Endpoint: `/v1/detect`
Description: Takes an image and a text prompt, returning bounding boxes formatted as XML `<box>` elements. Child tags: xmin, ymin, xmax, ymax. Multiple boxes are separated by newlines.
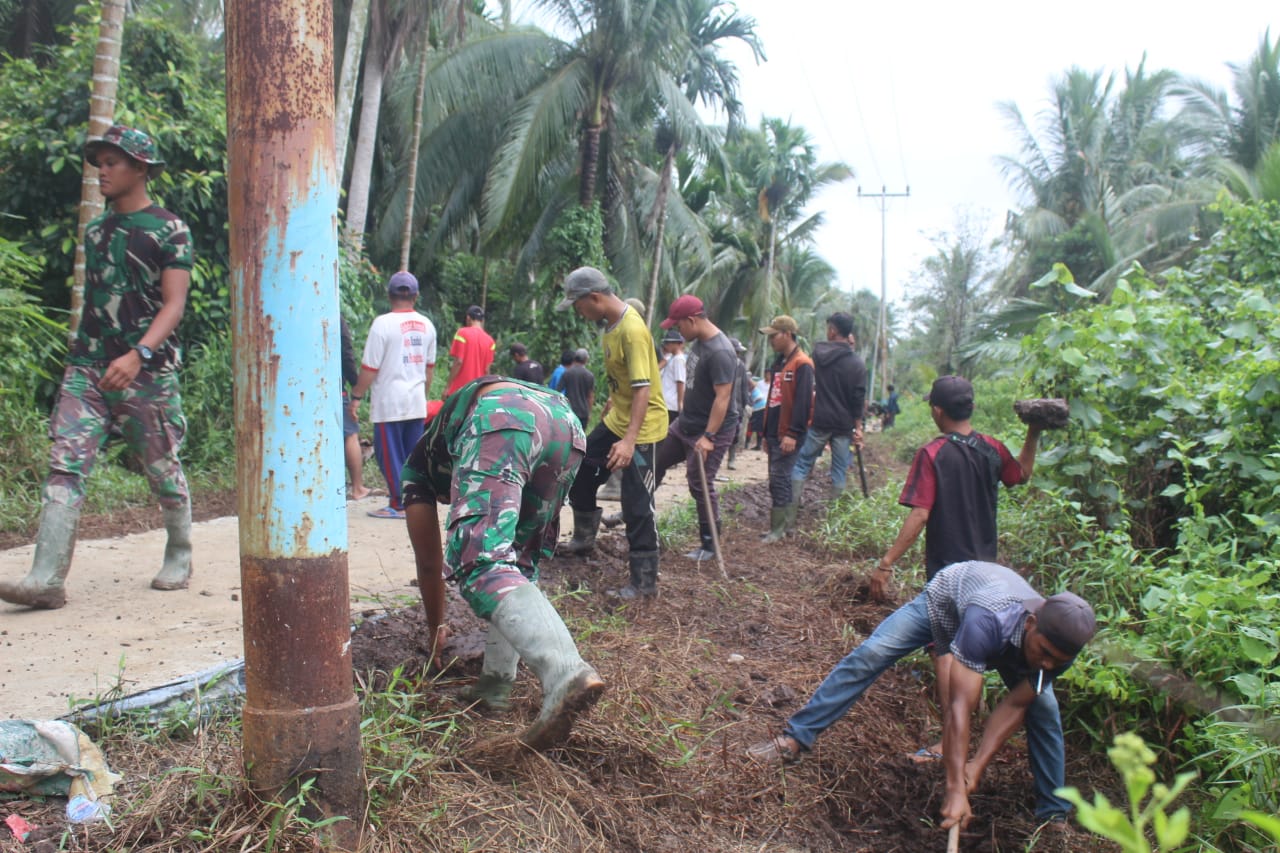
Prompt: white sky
<box><xmin>506</xmin><ymin>1</ymin><xmax>1277</xmax><ymax>314</ymax></box>
<box><xmin>723</xmin><ymin>1</ymin><xmax>1277</xmax><ymax>312</ymax></box>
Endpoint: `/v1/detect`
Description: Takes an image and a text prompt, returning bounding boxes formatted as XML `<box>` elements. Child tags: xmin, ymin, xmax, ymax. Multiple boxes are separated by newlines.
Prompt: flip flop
<box><xmin>908</xmin><ymin>747</ymin><xmax>943</xmax><ymax>763</ymax></box>
<box><xmin>367</xmin><ymin>506</ymin><xmax>405</xmax><ymax>519</ymax></box>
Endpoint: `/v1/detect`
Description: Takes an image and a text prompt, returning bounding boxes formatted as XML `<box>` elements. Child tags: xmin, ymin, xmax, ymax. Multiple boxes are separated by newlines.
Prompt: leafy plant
<box><xmin>1057</xmin><ymin>732</ymin><xmax>1196</xmax><ymax>852</ymax></box>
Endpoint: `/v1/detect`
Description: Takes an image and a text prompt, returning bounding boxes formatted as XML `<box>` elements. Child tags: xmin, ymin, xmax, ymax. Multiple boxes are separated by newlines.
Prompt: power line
<box><xmin>886</xmin><ymin>65</ymin><xmax>911</xmax><ymax>188</ymax></box>
<box><xmin>849</xmin><ymin>74</ymin><xmax>884</xmax><ymax>187</ymax></box>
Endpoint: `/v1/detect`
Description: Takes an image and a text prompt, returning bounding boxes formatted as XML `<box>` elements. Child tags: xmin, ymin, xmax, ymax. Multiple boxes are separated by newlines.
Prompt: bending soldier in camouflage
<box><xmin>0</xmin><ymin>125</ymin><xmax>194</xmax><ymax>610</ymax></box>
<box><xmin>402</xmin><ymin>376</ymin><xmax>605</xmax><ymax>749</ymax></box>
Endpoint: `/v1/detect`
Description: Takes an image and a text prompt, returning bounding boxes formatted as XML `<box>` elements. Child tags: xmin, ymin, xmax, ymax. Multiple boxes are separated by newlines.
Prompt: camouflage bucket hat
<box><xmin>85</xmin><ymin>125</ymin><xmax>166</xmax><ymax>178</ymax></box>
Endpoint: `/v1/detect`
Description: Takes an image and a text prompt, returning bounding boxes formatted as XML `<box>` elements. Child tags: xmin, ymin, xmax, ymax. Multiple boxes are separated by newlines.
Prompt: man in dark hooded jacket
<box><xmin>792</xmin><ymin>312</ymin><xmax>866</xmax><ymax>500</ymax></box>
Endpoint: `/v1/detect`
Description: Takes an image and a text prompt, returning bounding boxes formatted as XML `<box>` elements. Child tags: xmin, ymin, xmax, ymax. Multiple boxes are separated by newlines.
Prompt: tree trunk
<box><xmin>342</xmin><ymin>8</ymin><xmax>385</xmax><ymax>247</ymax></box>
<box><xmin>71</xmin><ymin>0</ymin><xmax>126</xmax><ymax>341</ymax></box>
<box><xmin>334</xmin><ymin>0</ymin><xmax>371</xmax><ymax>183</ymax></box>
<box><xmin>399</xmin><ymin>20</ymin><xmax>431</xmax><ymax>270</ymax></box>
<box><xmin>644</xmin><ymin>143</ymin><xmax>675</xmax><ymax>327</ymax></box>
<box><xmin>578</xmin><ymin>121</ymin><xmax>603</xmax><ymax>207</ymax></box>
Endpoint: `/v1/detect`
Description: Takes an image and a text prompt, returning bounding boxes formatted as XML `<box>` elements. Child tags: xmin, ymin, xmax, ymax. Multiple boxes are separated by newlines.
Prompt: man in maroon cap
<box><xmin>653</xmin><ymin>295</ymin><xmax>740</xmax><ymax>561</ymax></box>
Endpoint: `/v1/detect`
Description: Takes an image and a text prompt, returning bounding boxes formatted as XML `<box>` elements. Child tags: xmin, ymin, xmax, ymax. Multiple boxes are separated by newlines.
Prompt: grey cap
<box><xmin>556</xmin><ymin>266</ymin><xmax>613</xmax><ymax>311</ymax></box>
<box><xmin>1026</xmin><ymin>591</ymin><xmax>1097</xmax><ymax>657</ymax></box>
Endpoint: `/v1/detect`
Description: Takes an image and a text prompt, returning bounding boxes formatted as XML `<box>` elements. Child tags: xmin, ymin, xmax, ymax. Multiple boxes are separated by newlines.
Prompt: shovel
<box><xmin>694</xmin><ymin>450</ymin><xmax>729</xmax><ymax>582</ymax></box>
<box><xmin>854</xmin><ymin>443</ymin><xmax>869</xmax><ymax>498</ymax></box>
<box><xmin>947</xmin><ymin>824</ymin><xmax>960</xmax><ymax>853</ymax></box>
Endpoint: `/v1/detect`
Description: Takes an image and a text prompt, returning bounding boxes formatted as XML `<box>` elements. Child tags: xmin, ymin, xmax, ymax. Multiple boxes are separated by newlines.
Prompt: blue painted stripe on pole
<box><xmin>258</xmin><ymin>179</ymin><xmax>346</xmax><ymax>555</ymax></box>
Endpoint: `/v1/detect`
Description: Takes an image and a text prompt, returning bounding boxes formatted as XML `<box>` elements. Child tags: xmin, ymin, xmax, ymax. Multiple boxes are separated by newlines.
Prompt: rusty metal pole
<box><xmin>225</xmin><ymin>0</ymin><xmax>365</xmax><ymax>848</ymax></box>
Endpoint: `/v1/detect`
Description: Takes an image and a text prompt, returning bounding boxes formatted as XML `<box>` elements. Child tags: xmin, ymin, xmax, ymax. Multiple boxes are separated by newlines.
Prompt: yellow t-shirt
<box><xmin>601</xmin><ymin>307</ymin><xmax>669</xmax><ymax>444</ymax></box>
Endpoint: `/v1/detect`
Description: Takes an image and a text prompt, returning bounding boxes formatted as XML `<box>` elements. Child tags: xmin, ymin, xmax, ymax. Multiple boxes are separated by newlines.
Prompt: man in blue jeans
<box><xmin>791</xmin><ymin>311</ymin><xmax>865</xmax><ymax>501</ymax></box>
<box><xmin>747</xmin><ymin>561</ymin><xmax>1096</xmax><ymax>831</ymax></box>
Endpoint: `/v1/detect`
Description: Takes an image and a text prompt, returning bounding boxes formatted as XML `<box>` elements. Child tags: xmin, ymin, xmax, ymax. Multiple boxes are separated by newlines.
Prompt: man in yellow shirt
<box><xmin>557</xmin><ymin>267</ymin><xmax>668</xmax><ymax>599</ymax></box>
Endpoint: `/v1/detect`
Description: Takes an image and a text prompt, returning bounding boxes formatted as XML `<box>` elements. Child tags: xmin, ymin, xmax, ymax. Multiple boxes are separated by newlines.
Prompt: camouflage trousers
<box><xmin>444</xmin><ymin>387</ymin><xmax>585</xmax><ymax>619</ymax></box>
<box><xmin>44</xmin><ymin>365</ymin><xmax>189</xmax><ymax>509</ymax></box>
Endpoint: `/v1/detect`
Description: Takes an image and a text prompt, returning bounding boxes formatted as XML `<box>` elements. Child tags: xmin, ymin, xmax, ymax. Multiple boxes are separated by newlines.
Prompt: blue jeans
<box><xmin>791</xmin><ymin>427</ymin><xmax>852</xmax><ymax>491</ymax></box>
<box><xmin>782</xmin><ymin>591</ymin><xmax>1071</xmax><ymax>819</ymax></box>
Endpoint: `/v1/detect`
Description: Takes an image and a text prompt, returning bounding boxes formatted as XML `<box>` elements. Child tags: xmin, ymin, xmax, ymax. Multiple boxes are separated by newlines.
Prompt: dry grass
<box><xmin>2</xmin><ymin>460</ymin><xmax>1119</xmax><ymax>852</ymax></box>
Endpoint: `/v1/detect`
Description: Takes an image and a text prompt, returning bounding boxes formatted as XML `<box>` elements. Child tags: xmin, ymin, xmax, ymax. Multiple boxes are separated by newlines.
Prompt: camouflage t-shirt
<box><xmin>69</xmin><ymin>204</ymin><xmax>194</xmax><ymax>371</ymax></box>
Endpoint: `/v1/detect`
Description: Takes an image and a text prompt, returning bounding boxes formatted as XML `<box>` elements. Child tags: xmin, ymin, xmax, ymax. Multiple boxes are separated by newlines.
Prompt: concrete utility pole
<box><xmin>857</xmin><ymin>185</ymin><xmax>909</xmax><ymax>403</ymax></box>
<box><xmin>225</xmin><ymin>1</ymin><xmax>365</xmax><ymax>848</ymax></box>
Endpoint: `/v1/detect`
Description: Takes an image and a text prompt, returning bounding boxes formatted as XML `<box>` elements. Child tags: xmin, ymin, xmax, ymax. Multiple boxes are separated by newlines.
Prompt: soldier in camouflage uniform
<box><xmin>0</xmin><ymin>125</ymin><xmax>194</xmax><ymax>610</ymax></box>
<box><xmin>402</xmin><ymin>376</ymin><xmax>605</xmax><ymax>750</ymax></box>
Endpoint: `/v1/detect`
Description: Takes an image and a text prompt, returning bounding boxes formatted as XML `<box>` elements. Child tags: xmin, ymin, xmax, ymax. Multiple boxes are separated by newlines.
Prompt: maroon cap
<box><xmin>660</xmin><ymin>294</ymin><xmax>705</xmax><ymax>329</ymax></box>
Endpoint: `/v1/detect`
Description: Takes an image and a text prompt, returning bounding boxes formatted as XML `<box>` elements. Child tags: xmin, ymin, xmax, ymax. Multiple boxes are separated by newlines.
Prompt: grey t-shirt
<box><xmin>561</xmin><ymin>363</ymin><xmax>595</xmax><ymax>427</ymax></box>
<box><xmin>677</xmin><ymin>332</ymin><xmax>740</xmax><ymax>436</ymax></box>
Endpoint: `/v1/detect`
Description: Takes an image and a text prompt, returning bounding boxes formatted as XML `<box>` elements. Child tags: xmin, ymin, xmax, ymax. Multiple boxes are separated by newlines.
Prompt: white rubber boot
<box><xmin>489</xmin><ymin>584</ymin><xmax>604</xmax><ymax>749</ymax></box>
<box><xmin>463</xmin><ymin>629</ymin><xmax>521</xmax><ymax>711</ymax></box>
<box><xmin>151</xmin><ymin>501</ymin><xmax>192</xmax><ymax>591</ymax></box>
<box><xmin>0</xmin><ymin>502</ymin><xmax>80</xmax><ymax>609</ymax></box>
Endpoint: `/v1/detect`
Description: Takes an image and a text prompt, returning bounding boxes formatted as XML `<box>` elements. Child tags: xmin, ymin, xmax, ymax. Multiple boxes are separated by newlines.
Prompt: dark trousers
<box><xmin>766</xmin><ymin>434</ymin><xmax>803</xmax><ymax>508</ymax></box>
<box><xmin>569</xmin><ymin>422</ymin><xmax>658</xmax><ymax>554</ymax></box>
<box><xmin>654</xmin><ymin>419</ymin><xmax>737</xmax><ymax>542</ymax></box>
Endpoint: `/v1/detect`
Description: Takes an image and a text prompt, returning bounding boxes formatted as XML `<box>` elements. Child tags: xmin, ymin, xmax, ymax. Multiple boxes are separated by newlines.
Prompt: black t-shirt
<box><xmin>513</xmin><ymin>359</ymin><xmax>546</xmax><ymax>384</ymax></box>
<box><xmin>561</xmin><ymin>363</ymin><xmax>595</xmax><ymax>426</ymax></box>
<box><xmin>677</xmin><ymin>332</ymin><xmax>739</xmax><ymax>436</ymax></box>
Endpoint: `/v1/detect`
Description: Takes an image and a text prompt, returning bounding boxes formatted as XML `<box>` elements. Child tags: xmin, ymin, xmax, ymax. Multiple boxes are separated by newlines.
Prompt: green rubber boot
<box><xmin>0</xmin><ymin>502</ymin><xmax>80</xmax><ymax>609</ymax></box>
<box><xmin>489</xmin><ymin>584</ymin><xmax>604</xmax><ymax>750</ymax></box>
<box><xmin>152</xmin><ymin>501</ymin><xmax>193</xmax><ymax>591</ymax></box>
<box><xmin>462</xmin><ymin>629</ymin><xmax>520</xmax><ymax>712</ymax></box>
<box><xmin>783</xmin><ymin>501</ymin><xmax>800</xmax><ymax>535</ymax></box>
<box><xmin>760</xmin><ymin>506</ymin><xmax>788</xmax><ymax>543</ymax></box>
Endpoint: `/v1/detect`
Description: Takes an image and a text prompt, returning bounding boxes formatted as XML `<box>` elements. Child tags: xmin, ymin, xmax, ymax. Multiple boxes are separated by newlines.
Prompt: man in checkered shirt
<box><xmin>748</xmin><ymin>561</ymin><xmax>1097</xmax><ymax>831</ymax></box>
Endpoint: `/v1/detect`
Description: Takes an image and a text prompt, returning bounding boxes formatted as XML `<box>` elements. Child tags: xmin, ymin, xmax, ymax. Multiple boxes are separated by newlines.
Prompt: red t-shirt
<box><xmin>445</xmin><ymin>325</ymin><xmax>495</xmax><ymax>396</ymax></box>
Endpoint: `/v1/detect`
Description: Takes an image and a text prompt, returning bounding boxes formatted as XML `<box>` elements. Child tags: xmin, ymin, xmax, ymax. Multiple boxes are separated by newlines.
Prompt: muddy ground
<box><xmin>0</xmin><ymin>438</ymin><xmax>1119</xmax><ymax>851</ymax></box>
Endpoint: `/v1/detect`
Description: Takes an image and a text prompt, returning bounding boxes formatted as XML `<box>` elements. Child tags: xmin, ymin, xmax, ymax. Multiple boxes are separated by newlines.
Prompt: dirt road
<box><xmin>0</xmin><ymin>445</ymin><xmax>775</xmax><ymax>720</ymax></box>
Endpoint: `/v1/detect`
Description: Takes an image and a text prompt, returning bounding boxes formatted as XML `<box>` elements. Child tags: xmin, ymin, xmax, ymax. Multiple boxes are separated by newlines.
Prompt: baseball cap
<box><xmin>660</xmin><ymin>294</ymin><xmax>705</xmax><ymax>329</ymax></box>
<box><xmin>730</xmin><ymin>336</ymin><xmax>747</xmax><ymax>355</ymax></box>
<box><xmin>556</xmin><ymin>267</ymin><xmax>613</xmax><ymax>311</ymax></box>
<box><xmin>1026</xmin><ymin>591</ymin><xmax>1097</xmax><ymax>657</ymax></box>
<box><xmin>758</xmin><ymin>315</ymin><xmax>799</xmax><ymax>336</ymax></box>
<box><xmin>387</xmin><ymin>271</ymin><xmax>419</xmax><ymax>296</ymax></box>
<box><xmin>509</xmin><ymin>342</ymin><xmax>528</xmax><ymax>357</ymax></box>
<box><xmin>465</xmin><ymin>305</ymin><xmax>485</xmax><ymax>321</ymax></box>
<box><xmin>926</xmin><ymin>375</ymin><xmax>974</xmax><ymax>411</ymax></box>
<box><xmin>85</xmin><ymin>124</ymin><xmax>166</xmax><ymax>178</ymax></box>
<box><xmin>662</xmin><ymin>327</ymin><xmax>684</xmax><ymax>343</ymax></box>
<box><xmin>573</xmin><ymin>348</ymin><xmax>589</xmax><ymax>362</ymax></box>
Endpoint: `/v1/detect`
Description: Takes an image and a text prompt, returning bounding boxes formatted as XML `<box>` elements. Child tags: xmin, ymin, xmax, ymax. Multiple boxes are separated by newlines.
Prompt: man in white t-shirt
<box><xmin>659</xmin><ymin>328</ymin><xmax>686</xmax><ymax>423</ymax></box>
<box><xmin>349</xmin><ymin>271</ymin><xmax>437</xmax><ymax>519</ymax></box>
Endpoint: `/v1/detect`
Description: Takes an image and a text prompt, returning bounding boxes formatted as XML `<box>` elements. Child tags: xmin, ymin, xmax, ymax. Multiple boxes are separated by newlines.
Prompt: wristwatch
<box><xmin>133</xmin><ymin>343</ymin><xmax>154</xmax><ymax>360</ymax></box>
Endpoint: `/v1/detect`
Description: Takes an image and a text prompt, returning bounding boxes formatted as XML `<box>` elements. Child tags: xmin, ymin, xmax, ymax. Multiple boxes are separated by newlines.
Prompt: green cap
<box><xmin>85</xmin><ymin>125</ymin><xmax>166</xmax><ymax>178</ymax></box>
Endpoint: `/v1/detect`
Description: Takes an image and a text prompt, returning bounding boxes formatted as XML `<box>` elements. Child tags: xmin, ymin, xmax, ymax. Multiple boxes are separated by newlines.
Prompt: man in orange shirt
<box><xmin>444</xmin><ymin>305</ymin><xmax>495</xmax><ymax>397</ymax></box>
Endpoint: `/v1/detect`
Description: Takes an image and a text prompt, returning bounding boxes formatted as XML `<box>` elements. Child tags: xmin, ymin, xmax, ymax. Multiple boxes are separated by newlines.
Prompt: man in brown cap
<box><xmin>748</xmin><ymin>560</ymin><xmax>1097</xmax><ymax>832</ymax></box>
<box><xmin>757</xmin><ymin>315</ymin><xmax>814</xmax><ymax>542</ymax></box>
<box><xmin>0</xmin><ymin>125</ymin><xmax>194</xmax><ymax>608</ymax></box>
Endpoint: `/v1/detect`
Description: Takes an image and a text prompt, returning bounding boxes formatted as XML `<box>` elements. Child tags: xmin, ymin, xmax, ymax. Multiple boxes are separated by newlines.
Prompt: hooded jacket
<box><xmin>810</xmin><ymin>340</ymin><xmax>866</xmax><ymax>433</ymax></box>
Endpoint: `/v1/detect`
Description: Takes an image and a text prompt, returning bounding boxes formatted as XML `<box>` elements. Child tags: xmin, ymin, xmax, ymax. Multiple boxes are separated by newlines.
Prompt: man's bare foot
<box><xmin>349</xmin><ymin>486</ymin><xmax>372</xmax><ymax>501</ymax></box>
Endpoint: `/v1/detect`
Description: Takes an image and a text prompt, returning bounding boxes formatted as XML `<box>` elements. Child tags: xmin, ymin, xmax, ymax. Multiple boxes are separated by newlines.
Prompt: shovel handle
<box><xmin>946</xmin><ymin>823</ymin><xmax>960</xmax><ymax>853</ymax></box>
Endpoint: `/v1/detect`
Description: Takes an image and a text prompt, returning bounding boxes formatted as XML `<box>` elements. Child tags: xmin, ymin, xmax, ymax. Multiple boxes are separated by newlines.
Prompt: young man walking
<box><xmin>349</xmin><ymin>272</ymin><xmax>437</xmax><ymax>519</ymax></box>
<box><xmin>557</xmin><ymin>267</ymin><xmax>668</xmax><ymax>599</ymax></box>
<box><xmin>653</xmin><ymin>296</ymin><xmax>740</xmax><ymax>561</ymax></box>
<box><xmin>0</xmin><ymin>125</ymin><xmax>194</xmax><ymax>608</ymax></box>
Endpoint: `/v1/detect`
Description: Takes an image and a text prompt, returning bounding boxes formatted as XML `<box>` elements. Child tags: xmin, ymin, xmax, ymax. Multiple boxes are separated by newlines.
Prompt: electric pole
<box><xmin>857</xmin><ymin>185</ymin><xmax>909</xmax><ymax>404</ymax></box>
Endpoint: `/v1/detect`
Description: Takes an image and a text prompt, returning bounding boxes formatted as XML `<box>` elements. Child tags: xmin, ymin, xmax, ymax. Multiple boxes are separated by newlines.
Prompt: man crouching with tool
<box><xmin>748</xmin><ymin>561</ymin><xmax>1097</xmax><ymax>835</ymax></box>
<box><xmin>402</xmin><ymin>376</ymin><xmax>604</xmax><ymax>750</ymax></box>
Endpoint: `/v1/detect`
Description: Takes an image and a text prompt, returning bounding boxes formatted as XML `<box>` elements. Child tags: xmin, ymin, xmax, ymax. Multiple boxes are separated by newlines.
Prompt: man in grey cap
<box><xmin>556</xmin><ymin>267</ymin><xmax>668</xmax><ymax>599</ymax></box>
<box><xmin>749</xmin><ymin>560</ymin><xmax>1097</xmax><ymax>832</ymax></box>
